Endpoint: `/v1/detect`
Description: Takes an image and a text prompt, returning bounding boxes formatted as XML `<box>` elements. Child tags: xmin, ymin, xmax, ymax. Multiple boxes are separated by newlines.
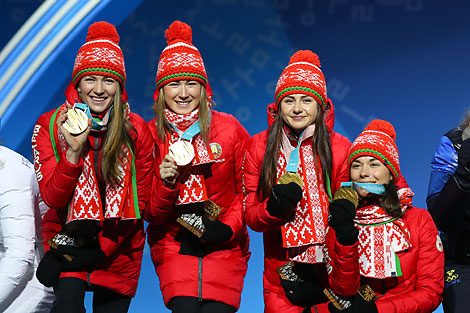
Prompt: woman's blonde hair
<box><xmin>152</xmin><ymin>84</ymin><xmax>211</xmax><ymax>143</ymax></box>
<box><xmin>96</xmin><ymin>83</ymin><xmax>135</xmax><ymax>185</ymax></box>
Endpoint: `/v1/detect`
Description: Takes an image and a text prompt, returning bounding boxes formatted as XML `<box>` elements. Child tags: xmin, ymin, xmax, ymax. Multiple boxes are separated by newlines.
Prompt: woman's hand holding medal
<box><xmin>57</xmin><ymin>103</ymin><xmax>92</xmax><ymax>165</ymax></box>
<box><xmin>160</xmin><ymin>154</ymin><xmax>179</xmax><ymax>188</ymax></box>
<box><xmin>161</xmin><ymin>140</ymin><xmax>196</xmax><ymax>188</ymax></box>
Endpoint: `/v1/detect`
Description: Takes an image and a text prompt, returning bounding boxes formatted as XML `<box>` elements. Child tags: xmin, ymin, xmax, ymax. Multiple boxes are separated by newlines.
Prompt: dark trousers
<box><xmin>51</xmin><ymin>277</ymin><xmax>132</xmax><ymax>313</ymax></box>
<box><xmin>443</xmin><ymin>259</ymin><xmax>470</xmax><ymax>313</ymax></box>
<box><xmin>168</xmin><ymin>296</ymin><xmax>235</xmax><ymax>313</ymax></box>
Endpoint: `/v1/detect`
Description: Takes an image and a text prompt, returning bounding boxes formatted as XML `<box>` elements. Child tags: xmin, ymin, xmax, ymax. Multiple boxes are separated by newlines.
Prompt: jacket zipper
<box><xmin>90</xmin><ymin>137</ymin><xmax>98</xmax><ymax>289</ymax></box>
<box><xmin>87</xmin><ymin>272</ymin><xmax>92</xmax><ymax>287</ymax></box>
<box><xmin>94</xmin><ymin>137</ymin><xmax>99</xmax><ymax>170</ymax></box>
<box><xmin>198</xmin><ymin>256</ymin><xmax>203</xmax><ymax>301</ymax></box>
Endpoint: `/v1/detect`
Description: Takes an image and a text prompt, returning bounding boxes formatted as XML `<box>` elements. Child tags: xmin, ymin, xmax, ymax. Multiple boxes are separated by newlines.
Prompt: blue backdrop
<box><xmin>2</xmin><ymin>1</ymin><xmax>469</xmax><ymax>312</ymax></box>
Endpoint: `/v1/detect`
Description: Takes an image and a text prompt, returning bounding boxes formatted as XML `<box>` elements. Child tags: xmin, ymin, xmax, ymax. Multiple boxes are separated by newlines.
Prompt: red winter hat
<box><xmin>275</xmin><ymin>50</ymin><xmax>327</xmax><ymax>111</ymax></box>
<box><xmin>153</xmin><ymin>20</ymin><xmax>212</xmax><ymax>101</ymax></box>
<box><xmin>72</xmin><ymin>21</ymin><xmax>126</xmax><ymax>88</ymax></box>
<box><xmin>347</xmin><ymin>119</ymin><xmax>400</xmax><ymax>181</ymax></box>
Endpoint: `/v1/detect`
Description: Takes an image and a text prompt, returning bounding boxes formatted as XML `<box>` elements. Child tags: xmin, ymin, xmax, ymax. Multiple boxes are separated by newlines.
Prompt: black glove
<box><xmin>328</xmin><ymin>293</ymin><xmax>378</xmax><ymax>313</ymax></box>
<box><xmin>200</xmin><ymin>216</ymin><xmax>234</xmax><ymax>243</ymax></box>
<box><xmin>36</xmin><ymin>248</ymin><xmax>67</xmax><ymax>287</ymax></box>
<box><xmin>266</xmin><ymin>182</ymin><xmax>303</xmax><ymax>218</ymax></box>
<box><xmin>57</xmin><ymin>245</ymin><xmax>105</xmax><ymax>272</ymax></box>
<box><xmin>328</xmin><ymin>188</ymin><xmax>359</xmax><ymax>246</ymax></box>
<box><xmin>455</xmin><ymin>138</ymin><xmax>470</xmax><ymax>190</ymax></box>
<box><xmin>280</xmin><ymin>279</ymin><xmax>324</xmax><ymax>308</ymax></box>
<box><xmin>176</xmin><ymin>229</ymin><xmax>207</xmax><ymax>257</ymax></box>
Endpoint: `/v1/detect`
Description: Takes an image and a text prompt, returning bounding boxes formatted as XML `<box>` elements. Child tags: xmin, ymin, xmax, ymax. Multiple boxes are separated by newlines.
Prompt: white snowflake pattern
<box><xmin>73</xmin><ymin>51</ymin><xmax>85</xmax><ymax>70</ymax></box>
<box><xmin>84</xmin><ymin>47</ymin><xmax>123</xmax><ymax>66</ymax></box>
<box><xmin>165</xmin><ymin>52</ymin><xmax>204</xmax><ymax>70</ymax></box>
<box><xmin>276</xmin><ymin>68</ymin><xmax>325</xmax><ymax>91</ymax></box>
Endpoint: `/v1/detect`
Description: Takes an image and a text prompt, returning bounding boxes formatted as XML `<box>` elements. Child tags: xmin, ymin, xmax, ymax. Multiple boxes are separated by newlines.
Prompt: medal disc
<box><xmin>63</xmin><ymin>108</ymin><xmax>89</xmax><ymax>135</ymax></box>
<box><xmin>169</xmin><ymin>140</ymin><xmax>195</xmax><ymax>166</ymax></box>
<box><xmin>277</xmin><ymin>172</ymin><xmax>304</xmax><ymax>188</ymax></box>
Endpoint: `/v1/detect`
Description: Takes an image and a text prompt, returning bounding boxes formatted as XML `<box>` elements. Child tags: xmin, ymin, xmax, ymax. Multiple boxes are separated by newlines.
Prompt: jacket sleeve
<box><xmin>132</xmin><ymin>116</ymin><xmax>154</xmax><ymax>215</ymax></box>
<box><xmin>143</xmin><ymin>137</ymin><xmax>180</xmax><ymax>225</ymax></box>
<box><xmin>426</xmin><ymin>135</ymin><xmax>465</xmax><ymax>231</ymax></box>
<box><xmin>98</xmin><ymin>115</ymin><xmax>154</xmax><ymax>257</ymax></box>
<box><xmin>375</xmin><ymin>210</ymin><xmax>444</xmax><ymax>313</ymax></box>
<box><xmin>0</xmin><ymin>156</ymin><xmax>36</xmax><ymax>303</ymax></box>
<box><xmin>217</xmin><ymin>119</ymin><xmax>250</xmax><ymax>238</ymax></box>
<box><xmin>31</xmin><ymin>113</ymin><xmax>83</xmax><ymax>210</ymax></box>
<box><xmin>243</xmin><ymin>134</ymin><xmax>282</xmax><ymax>233</ymax></box>
<box><xmin>324</xmin><ymin>227</ymin><xmax>360</xmax><ymax>297</ymax></box>
<box><xmin>330</xmin><ymin>133</ymin><xmax>351</xmax><ymax>195</ymax></box>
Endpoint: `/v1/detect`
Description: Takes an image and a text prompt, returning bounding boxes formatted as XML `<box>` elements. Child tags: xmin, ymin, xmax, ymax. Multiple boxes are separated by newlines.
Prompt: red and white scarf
<box><xmin>52</xmin><ymin>103</ymin><xmax>139</xmax><ymax>223</ymax></box>
<box><xmin>165</xmin><ymin>109</ymin><xmax>214</xmax><ymax>205</ymax></box>
<box><xmin>278</xmin><ymin>126</ymin><xmax>330</xmax><ymax>264</ymax></box>
<box><xmin>354</xmin><ymin>187</ymin><xmax>414</xmax><ymax>279</ymax></box>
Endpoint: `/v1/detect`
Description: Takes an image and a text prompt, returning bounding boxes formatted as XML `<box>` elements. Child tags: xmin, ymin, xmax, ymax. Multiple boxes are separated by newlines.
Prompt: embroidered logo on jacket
<box><xmin>210</xmin><ymin>143</ymin><xmax>222</xmax><ymax>159</ymax></box>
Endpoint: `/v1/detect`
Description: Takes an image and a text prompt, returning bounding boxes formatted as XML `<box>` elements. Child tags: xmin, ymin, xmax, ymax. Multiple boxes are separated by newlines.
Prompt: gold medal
<box><xmin>63</xmin><ymin>108</ymin><xmax>89</xmax><ymax>135</ymax></box>
<box><xmin>168</xmin><ymin>140</ymin><xmax>195</xmax><ymax>166</ymax></box>
<box><xmin>277</xmin><ymin>172</ymin><xmax>304</xmax><ymax>188</ymax></box>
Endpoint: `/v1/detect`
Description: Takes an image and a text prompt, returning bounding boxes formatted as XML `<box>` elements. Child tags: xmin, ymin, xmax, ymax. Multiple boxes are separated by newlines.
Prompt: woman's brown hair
<box><xmin>152</xmin><ymin>84</ymin><xmax>211</xmax><ymax>143</ymax></box>
<box><xmin>256</xmin><ymin>102</ymin><xmax>332</xmax><ymax>200</ymax></box>
<box><xmin>380</xmin><ymin>179</ymin><xmax>402</xmax><ymax>217</ymax></box>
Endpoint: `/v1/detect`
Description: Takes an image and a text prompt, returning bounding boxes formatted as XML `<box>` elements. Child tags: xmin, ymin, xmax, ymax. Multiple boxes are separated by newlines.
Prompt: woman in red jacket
<box><xmin>243</xmin><ymin>50</ymin><xmax>351</xmax><ymax>313</ymax></box>
<box><xmin>325</xmin><ymin>119</ymin><xmax>444</xmax><ymax>313</ymax></box>
<box><xmin>144</xmin><ymin>21</ymin><xmax>250</xmax><ymax>313</ymax></box>
<box><xmin>31</xmin><ymin>21</ymin><xmax>154</xmax><ymax>313</ymax></box>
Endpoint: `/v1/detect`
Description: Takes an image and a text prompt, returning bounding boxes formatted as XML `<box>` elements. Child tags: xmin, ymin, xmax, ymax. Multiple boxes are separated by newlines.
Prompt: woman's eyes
<box><xmin>104</xmin><ymin>79</ymin><xmax>115</xmax><ymax>85</ymax></box>
<box><xmin>282</xmin><ymin>98</ymin><xmax>313</xmax><ymax>104</ymax></box>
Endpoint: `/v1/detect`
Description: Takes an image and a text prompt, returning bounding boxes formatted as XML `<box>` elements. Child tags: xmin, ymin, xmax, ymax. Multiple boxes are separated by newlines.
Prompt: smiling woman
<box><xmin>77</xmin><ymin>75</ymin><xmax>117</xmax><ymax>114</ymax></box>
<box><xmin>243</xmin><ymin>50</ymin><xmax>351</xmax><ymax>313</ymax></box>
<box><xmin>325</xmin><ymin>120</ymin><xmax>444</xmax><ymax>313</ymax></box>
<box><xmin>31</xmin><ymin>21</ymin><xmax>154</xmax><ymax>313</ymax></box>
<box><xmin>163</xmin><ymin>80</ymin><xmax>202</xmax><ymax>115</ymax></box>
<box><xmin>350</xmin><ymin>156</ymin><xmax>393</xmax><ymax>198</ymax></box>
<box><xmin>280</xmin><ymin>94</ymin><xmax>318</xmax><ymax>136</ymax></box>
<box><xmin>144</xmin><ymin>20</ymin><xmax>250</xmax><ymax>313</ymax></box>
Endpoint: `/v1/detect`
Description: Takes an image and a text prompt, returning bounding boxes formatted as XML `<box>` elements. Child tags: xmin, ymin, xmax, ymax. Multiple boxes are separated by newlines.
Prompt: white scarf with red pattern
<box><xmin>165</xmin><ymin>109</ymin><xmax>214</xmax><ymax>205</ymax></box>
<box><xmin>278</xmin><ymin>126</ymin><xmax>330</xmax><ymax>264</ymax></box>
<box><xmin>354</xmin><ymin>187</ymin><xmax>414</xmax><ymax>278</ymax></box>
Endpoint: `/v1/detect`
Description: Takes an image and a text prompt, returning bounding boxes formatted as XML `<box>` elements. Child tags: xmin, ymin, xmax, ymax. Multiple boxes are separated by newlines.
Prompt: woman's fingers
<box><xmin>160</xmin><ymin>154</ymin><xmax>179</xmax><ymax>187</ymax></box>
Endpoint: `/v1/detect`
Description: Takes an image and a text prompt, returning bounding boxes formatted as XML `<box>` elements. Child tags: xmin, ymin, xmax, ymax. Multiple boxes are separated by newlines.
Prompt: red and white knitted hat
<box><xmin>153</xmin><ymin>20</ymin><xmax>212</xmax><ymax>101</ymax></box>
<box><xmin>348</xmin><ymin>119</ymin><xmax>400</xmax><ymax>181</ymax></box>
<box><xmin>275</xmin><ymin>50</ymin><xmax>327</xmax><ymax>111</ymax></box>
<box><xmin>72</xmin><ymin>21</ymin><xmax>126</xmax><ymax>88</ymax></box>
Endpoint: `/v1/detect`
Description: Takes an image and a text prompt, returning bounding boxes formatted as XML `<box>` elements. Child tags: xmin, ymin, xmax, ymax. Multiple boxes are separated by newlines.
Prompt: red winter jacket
<box><xmin>325</xmin><ymin>206</ymin><xmax>444</xmax><ymax>313</ymax></box>
<box><xmin>145</xmin><ymin>110</ymin><xmax>251</xmax><ymax>310</ymax></box>
<box><xmin>243</xmin><ymin>99</ymin><xmax>351</xmax><ymax>313</ymax></box>
<box><xmin>31</xmin><ymin>108</ymin><xmax>154</xmax><ymax>297</ymax></box>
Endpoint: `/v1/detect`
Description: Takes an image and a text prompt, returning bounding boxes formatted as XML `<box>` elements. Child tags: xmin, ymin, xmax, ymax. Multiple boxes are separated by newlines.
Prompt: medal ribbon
<box><xmin>75</xmin><ymin>102</ymin><xmax>112</xmax><ymax>131</ymax></box>
<box><xmin>285</xmin><ymin>129</ymin><xmax>306</xmax><ymax>173</ymax></box>
<box><xmin>169</xmin><ymin>119</ymin><xmax>201</xmax><ymax>142</ymax></box>
<box><xmin>340</xmin><ymin>181</ymin><xmax>386</xmax><ymax>195</ymax></box>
